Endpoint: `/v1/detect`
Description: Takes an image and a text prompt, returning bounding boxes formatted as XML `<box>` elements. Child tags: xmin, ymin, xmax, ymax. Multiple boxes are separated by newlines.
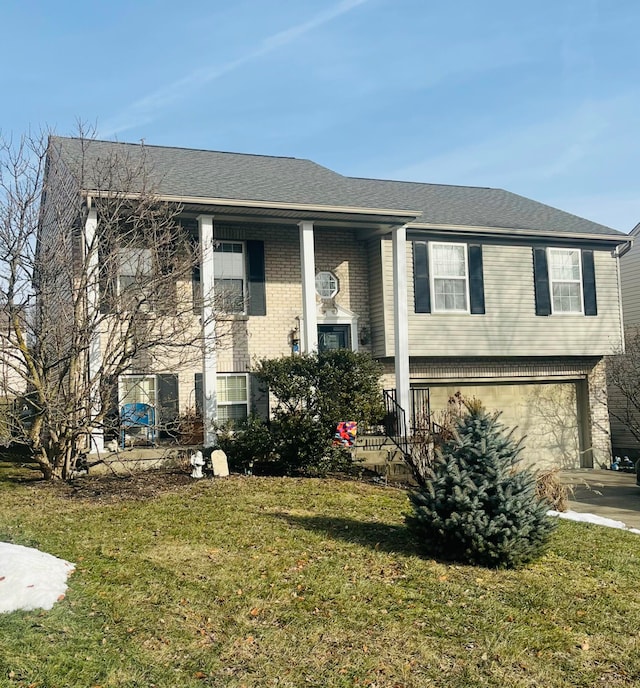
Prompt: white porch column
<box><xmin>392</xmin><ymin>224</ymin><xmax>410</xmax><ymax>425</ymax></box>
<box><xmin>85</xmin><ymin>207</ymin><xmax>104</xmax><ymax>453</ymax></box>
<box><xmin>198</xmin><ymin>214</ymin><xmax>218</xmax><ymax>447</ymax></box>
<box><xmin>299</xmin><ymin>221</ymin><xmax>318</xmax><ymax>353</ymax></box>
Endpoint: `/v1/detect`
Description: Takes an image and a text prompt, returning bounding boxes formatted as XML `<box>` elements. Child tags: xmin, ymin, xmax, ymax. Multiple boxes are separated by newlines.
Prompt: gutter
<box><xmin>408</xmin><ymin>222</ymin><xmax>629</xmax><ymax>244</ymax></box>
<box><xmin>81</xmin><ymin>189</ymin><xmax>421</xmax><ymax>221</ymax></box>
<box><xmin>613</xmin><ymin>238</ymin><xmax>634</xmax><ymax>259</ymax></box>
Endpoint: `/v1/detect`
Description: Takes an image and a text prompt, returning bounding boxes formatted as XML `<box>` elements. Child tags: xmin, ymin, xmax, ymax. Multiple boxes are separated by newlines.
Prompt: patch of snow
<box><xmin>0</xmin><ymin>542</ymin><xmax>75</xmax><ymax>614</ymax></box>
<box><xmin>547</xmin><ymin>510</ymin><xmax>640</xmax><ymax>535</ymax></box>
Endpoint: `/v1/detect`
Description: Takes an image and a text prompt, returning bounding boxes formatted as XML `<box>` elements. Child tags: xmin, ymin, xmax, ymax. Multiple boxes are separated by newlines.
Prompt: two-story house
<box><xmin>43</xmin><ymin>136</ymin><xmax>629</xmax><ymax>470</ymax></box>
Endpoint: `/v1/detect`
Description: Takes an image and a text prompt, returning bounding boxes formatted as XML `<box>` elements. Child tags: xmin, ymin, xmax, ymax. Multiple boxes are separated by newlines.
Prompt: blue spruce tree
<box><xmin>407</xmin><ymin>402</ymin><xmax>556</xmax><ymax>568</ymax></box>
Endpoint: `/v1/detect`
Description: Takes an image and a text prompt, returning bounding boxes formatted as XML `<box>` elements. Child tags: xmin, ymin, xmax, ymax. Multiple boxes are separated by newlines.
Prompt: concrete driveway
<box><xmin>561</xmin><ymin>469</ymin><xmax>640</xmax><ymax>529</ymax></box>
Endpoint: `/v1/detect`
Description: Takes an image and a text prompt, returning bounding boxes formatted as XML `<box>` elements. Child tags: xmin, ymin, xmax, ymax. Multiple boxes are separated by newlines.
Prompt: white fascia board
<box><xmin>408</xmin><ymin>222</ymin><xmax>629</xmax><ymax>244</ymax></box>
<box><xmin>82</xmin><ymin>189</ymin><xmax>421</xmax><ymax>221</ymax></box>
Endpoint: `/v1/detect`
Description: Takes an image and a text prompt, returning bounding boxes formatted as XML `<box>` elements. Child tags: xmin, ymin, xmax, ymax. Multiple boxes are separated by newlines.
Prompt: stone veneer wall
<box><xmin>586</xmin><ymin>357</ymin><xmax>612</xmax><ymax>467</ymax></box>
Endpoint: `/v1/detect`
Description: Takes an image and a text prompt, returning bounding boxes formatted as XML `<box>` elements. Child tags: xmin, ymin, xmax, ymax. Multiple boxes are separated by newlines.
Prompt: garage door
<box><xmin>425</xmin><ymin>381</ymin><xmax>583</xmax><ymax>470</ymax></box>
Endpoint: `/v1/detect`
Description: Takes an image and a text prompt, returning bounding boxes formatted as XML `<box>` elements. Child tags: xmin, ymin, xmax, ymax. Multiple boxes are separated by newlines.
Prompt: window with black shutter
<box><xmin>412</xmin><ymin>240</ymin><xmax>485</xmax><ymax>315</ymax></box>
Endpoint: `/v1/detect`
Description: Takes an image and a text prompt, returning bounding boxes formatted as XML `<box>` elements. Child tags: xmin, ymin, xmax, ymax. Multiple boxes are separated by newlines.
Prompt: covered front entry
<box><xmin>318</xmin><ymin>324</ymin><xmax>351</xmax><ymax>352</ymax></box>
<box><xmin>425</xmin><ymin>381</ymin><xmax>589</xmax><ymax>469</ymax></box>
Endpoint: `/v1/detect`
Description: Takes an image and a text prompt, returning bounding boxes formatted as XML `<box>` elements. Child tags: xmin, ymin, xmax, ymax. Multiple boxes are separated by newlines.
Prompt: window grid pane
<box><xmin>552</xmin><ymin>283</ymin><xmax>581</xmax><ymax>312</ymax></box>
<box><xmin>434</xmin><ymin>278</ymin><xmax>467</xmax><ymax>311</ymax></box>
<box><xmin>217</xmin><ymin>375</ymin><xmax>248</xmax><ymax>404</ymax></box>
<box><xmin>214</xmin><ymin>278</ymin><xmax>244</xmax><ymax>313</ymax></box>
<box><xmin>217</xmin><ymin>374</ymin><xmax>249</xmax><ymax>423</ymax></box>
<box><xmin>119</xmin><ymin>248</ymin><xmax>153</xmax><ymax>277</ymax></box>
<box><xmin>432</xmin><ymin>244</ymin><xmax>466</xmax><ymax>278</ymax></box>
<box><xmin>217</xmin><ymin>404</ymin><xmax>248</xmax><ymax>422</ymax></box>
<box><xmin>121</xmin><ymin>376</ymin><xmax>156</xmax><ymax>406</ymax></box>
<box><xmin>315</xmin><ymin>271</ymin><xmax>338</xmax><ymax>298</ymax></box>
<box><xmin>550</xmin><ymin>250</ymin><xmax>580</xmax><ymax>281</ymax></box>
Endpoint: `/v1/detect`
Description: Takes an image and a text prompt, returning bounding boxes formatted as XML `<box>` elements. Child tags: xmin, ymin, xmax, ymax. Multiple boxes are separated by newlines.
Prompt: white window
<box><xmin>315</xmin><ymin>271</ymin><xmax>339</xmax><ymax>298</ymax></box>
<box><xmin>217</xmin><ymin>373</ymin><xmax>249</xmax><ymax>422</ymax></box>
<box><xmin>214</xmin><ymin>241</ymin><xmax>245</xmax><ymax>313</ymax></box>
<box><xmin>548</xmin><ymin>248</ymin><xmax>583</xmax><ymax>314</ymax></box>
<box><xmin>119</xmin><ymin>375</ymin><xmax>157</xmax><ymax>444</ymax></box>
<box><xmin>430</xmin><ymin>242</ymin><xmax>469</xmax><ymax>312</ymax></box>
<box><xmin>120</xmin><ymin>375</ymin><xmax>156</xmax><ymax>407</ymax></box>
<box><xmin>118</xmin><ymin>248</ymin><xmax>155</xmax><ymax>311</ymax></box>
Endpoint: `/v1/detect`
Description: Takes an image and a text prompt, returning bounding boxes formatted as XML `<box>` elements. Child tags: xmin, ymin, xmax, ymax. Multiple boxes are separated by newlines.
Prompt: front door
<box><xmin>318</xmin><ymin>324</ymin><xmax>351</xmax><ymax>352</ymax></box>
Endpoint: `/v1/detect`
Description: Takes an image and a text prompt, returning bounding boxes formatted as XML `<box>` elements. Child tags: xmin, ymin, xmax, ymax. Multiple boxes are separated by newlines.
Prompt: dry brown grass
<box><xmin>536</xmin><ymin>467</ymin><xmax>570</xmax><ymax>511</ymax></box>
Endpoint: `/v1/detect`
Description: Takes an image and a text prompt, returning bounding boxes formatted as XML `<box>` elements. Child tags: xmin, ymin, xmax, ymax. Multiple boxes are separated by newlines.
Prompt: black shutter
<box><xmin>103</xmin><ymin>375</ymin><xmax>120</xmax><ymax>439</ymax></box>
<box><xmin>412</xmin><ymin>241</ymin><xmax>431</xmax><ymax>313</ymax></box>
<box><xmin>250</xmin><ymin>374</ymin><xmax>269</xmax><ymax>420</ymax></box>
<box><xmin>581</xmin><ymin>250</ymin><xmax>598</xmax><ymax>316</ymax></box>
<box><xmin>246</xmin><ymin>240</ymin><xmax>266</xmax><ymax>316</ymax></box>
<box><xmin>533</xmin><ymin>248</ymin><xmax>551</xmax><ymax>316</ymax></box>
<box><xmin>157</xmin><ymin>374</ymin><xmax>179</xmax><ymax>436</ymax></box>
<box><xmin>99</xmin><ymin>236</ymin><xmax>117</xmax><ymax>314</ymax></box>
<box><xmin>192</xmin><ymin>262</ymin><xmax>201</xmax><ymax>314</ymax></box>
<box><xmin>189</xmin><ymin>230</ymin><xmax>201</xmax><ymax>314</ymax></box>
<box><xmin>194</xmin><ymin>373</ymin><xmax>204</xmax><ymax>416</ymax></box>
<box><xmin>468</xmin><ymin>245</ymin><xmax>485</xmax><ymax>315</ymax></box>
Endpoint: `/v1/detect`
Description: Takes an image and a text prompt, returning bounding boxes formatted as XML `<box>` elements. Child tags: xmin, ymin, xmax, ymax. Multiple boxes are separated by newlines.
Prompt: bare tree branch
<box><xmin>607</xmin><ymin>327</ymin><xmax>640</xmax><ymax>446</ymax></box>
<box><xmin>0</xmin><ymin>129</ymin><xmax>225</xmax><ymax>479</ymax></box>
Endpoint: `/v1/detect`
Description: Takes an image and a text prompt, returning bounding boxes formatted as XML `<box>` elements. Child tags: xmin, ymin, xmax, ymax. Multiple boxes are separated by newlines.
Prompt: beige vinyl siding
<box><xmin>620</xmin><ymin>238</ymin><xmax>640</xmax><ymax>326</ymax></box>
<box><xmin>378</xmin><ymin>238</ymin><xmax>396</xmax><ymax>356</ymax></box>
<box><xmin>608</xmin><ymin>370</ymin><xmax>639</xmax><ymax>454</ymax></box>
<box><xmin>367</xmin><ymin>238</ymin><xmax>386</xmax><ymax>356</ymax></box>
<box><xmin>380</xmin><ymin>241</ymin><xmax>623</xmax><ymax>357</ymax></box>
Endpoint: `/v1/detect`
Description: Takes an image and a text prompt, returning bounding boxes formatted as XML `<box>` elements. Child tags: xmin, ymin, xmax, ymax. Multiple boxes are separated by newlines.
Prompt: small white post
<box><xmin>198</xmin><ymin>214</ymin><xmax>218</xmax><ymax>448</ymax></box>
<box><xmin>299</xmin><ymin>221</ymin><xmax>318</xmax><ymax>353</ymax></box>
<box><xmin>392</xmin><ymin>224</ymin><xmax>410</xmax><ymax>426</ymax></box>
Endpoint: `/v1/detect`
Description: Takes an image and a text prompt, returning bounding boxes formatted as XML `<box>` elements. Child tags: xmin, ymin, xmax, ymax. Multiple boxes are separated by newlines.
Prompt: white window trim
<box><xmin>297</xmin><ymin>304</ymin><xmax>359</xmax><ymax>353</ymax></box>
<box><xmin>119</xmin><ymin>374</ymin><xmax>157</xmax><ymax>407</ymax></box>
<box><xmin>429</xmin><ymin>241</ymin><xmax>470</xmax><ymax>314</ymax></box>
<box><xmin>315</xmin><ymin>270</ymin><xmax>339</xmax><ymax>299</ymax></box>
<box><xmin>214</xmin><ymin>240</ymin><xmax>247</xmax><ymax>315</ymax></box>
<box><xmin>217</xmin><ymin>372</ymin><xmax>250</xmax><ymax>420</ymax></box>
<box><xmin>548</xmin><ymin>247</ymin><xmax>584</xmax><ymax>315</ymax></box>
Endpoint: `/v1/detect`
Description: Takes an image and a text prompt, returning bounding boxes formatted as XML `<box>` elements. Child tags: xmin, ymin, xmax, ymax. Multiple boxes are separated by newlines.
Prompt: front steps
<box><xmin>353</xmin><ymin>435</ymin><xmax>415</xmax><ymax>484</ymax></box>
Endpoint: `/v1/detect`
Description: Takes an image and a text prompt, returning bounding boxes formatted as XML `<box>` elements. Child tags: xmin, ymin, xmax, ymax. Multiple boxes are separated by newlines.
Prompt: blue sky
<box><xmin>2</xmin><ymin>0</ymin><xmax>639</xmax><ymax>231</ymax></box>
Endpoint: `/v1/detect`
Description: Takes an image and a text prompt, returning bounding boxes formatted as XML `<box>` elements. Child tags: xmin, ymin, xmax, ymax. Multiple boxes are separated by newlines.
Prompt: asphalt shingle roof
<box><xmin>51</xmin><ymin>136</ymin><xmax>624</xmax><ymax>238</ymax></box>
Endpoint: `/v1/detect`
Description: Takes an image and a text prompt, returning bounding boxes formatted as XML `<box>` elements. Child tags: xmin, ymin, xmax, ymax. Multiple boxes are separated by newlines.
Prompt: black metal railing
<box><xmin>410</xmin><ymin>387</ymin><xmax>430</xmax><ymax>433</ymax></box>
<box><xmin>382</xmin><ymin>389</ymin><xmax>411</xmax><ymax>459</ymax></box>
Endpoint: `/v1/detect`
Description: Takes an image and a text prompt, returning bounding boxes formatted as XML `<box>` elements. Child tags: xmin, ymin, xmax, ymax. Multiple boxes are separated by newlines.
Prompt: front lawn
<box><xmin>1</xmin><ymin>470</ymin><xmax>639</xmax><ymax>687</ymax></box>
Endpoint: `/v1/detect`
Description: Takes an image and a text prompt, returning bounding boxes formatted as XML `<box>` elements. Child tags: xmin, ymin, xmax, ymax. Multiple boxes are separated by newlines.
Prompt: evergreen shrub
<box><xmin>221</xmin><ymin>350</ymin><xmax>384</xmax><ymax>476</ymax></box>
<box><xmin>406</xmin><ymin>403</ymin><xmax>557</xmax><ymax>568</ymax></box>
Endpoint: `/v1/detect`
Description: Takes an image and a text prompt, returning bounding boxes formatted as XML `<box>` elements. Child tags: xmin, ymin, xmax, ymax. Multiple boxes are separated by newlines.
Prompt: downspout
<box><xmin>613</xmin><ymin>239</ymin><xmax>633</xmax><ymax>355</ymax></box>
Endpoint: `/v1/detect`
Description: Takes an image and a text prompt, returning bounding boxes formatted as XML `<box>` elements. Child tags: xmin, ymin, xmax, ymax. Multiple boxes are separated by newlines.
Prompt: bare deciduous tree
<box><xmin>607</xmin><ymin>328</ymin><xmax>640</xmax><ymax>447</ymax></box>
<box><xmin>0</xmin><ymin>129</ymin><xmax>218</xmax><ymax>480</ymax></box>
